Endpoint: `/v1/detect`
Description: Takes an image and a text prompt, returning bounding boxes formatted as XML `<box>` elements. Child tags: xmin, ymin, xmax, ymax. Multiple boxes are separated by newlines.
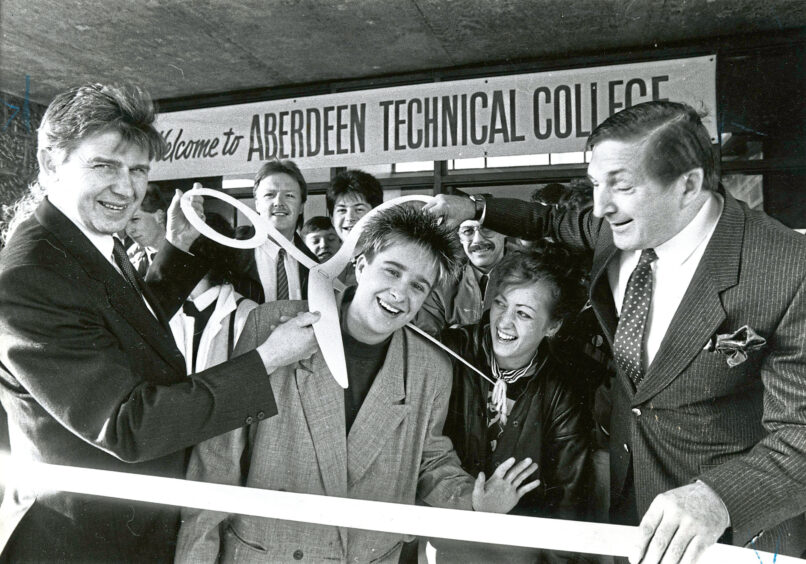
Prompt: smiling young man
<box><xmin>301</xmin><ymin>215</ymin><xmax>342</xmax><ymax>262</ymax></box>
<box><xmin>0</xmin><ymin>84</ymin><xmax>322</xmax><ymax>562</ymax></box>
<box><xmin>424</xmin><ymin>101</ymin><xmax>806</xmax><ymax>563</ymax></box>
<box><xmin>414</xmin><ymin>215</ymin><xmax>507</xmax><ymax>336</ymax></box>
<box><xmin>176</xmin><ymin>204</ymin><xmax>540</xmax><ymax>564</ymax></box>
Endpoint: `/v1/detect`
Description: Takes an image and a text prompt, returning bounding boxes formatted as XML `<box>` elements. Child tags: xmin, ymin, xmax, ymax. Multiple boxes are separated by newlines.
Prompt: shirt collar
<box><xmin>48</xmin><ymin>196</ymin><xmax>115</xmax><ymax>264</ymax></box>
<box><xmin>190</xmin><ymin>284</ymin><xmax>222</xmax><ymax>311</ymax></box>
<box><xmin>654</xmin><ymin>192</ymin><xmax>723</xmax><ymax>266</ymax></box>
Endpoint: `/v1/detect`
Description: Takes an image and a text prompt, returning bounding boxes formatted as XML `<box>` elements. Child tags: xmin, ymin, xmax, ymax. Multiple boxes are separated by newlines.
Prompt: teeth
<box><xmin>378</xmin><ymin>298</ymin><xmax>402</xmax><ymax>315</ymax></box>
<box><xmin>99</xmin><ymin>202</ymin><xmax>126</xmax><ymax>211</ymax></box>
<box><xmin>497</xmin><ymin>328</ymin><xmax>516</xmax><ymax>341</ymax></box>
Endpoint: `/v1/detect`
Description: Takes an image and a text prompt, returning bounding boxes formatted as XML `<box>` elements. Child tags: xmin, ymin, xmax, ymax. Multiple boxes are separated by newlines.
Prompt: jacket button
<box><xmin>245</xmin><ymin>416</ymin><xmax>254</xmax><ymax>425</ymax></box>
<box><xmin>293</xmin><ymin>549</ymin><xmax>304</xmax><ymax>560</ymax></box>
<box><xmin>623</xmin><ymin>443</ymin><xmax>630</xmax><ymax>453</ymax></box>
<box><xmin>512</xmin><ymin>421</ymin><xmax>519</xmax><ymax>427</ymax></box>
<box><xmin>631</xmin><ymin>408</ymin><xmax>642</xmax><ymax>417</ymax></box>
<box><xmin>257</xmin><ymin>411</ymin><xmax>266</xmax><ymax>420</ymax></box>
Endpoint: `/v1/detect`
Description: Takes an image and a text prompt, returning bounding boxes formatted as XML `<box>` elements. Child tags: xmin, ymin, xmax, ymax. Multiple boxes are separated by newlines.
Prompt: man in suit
<box><xmin>0</xmin><ymin>83</ymin><xmax>320</xmax><ymax>562</ymax></box>
<box><xmin>176</xmin><ymin>205</ymin><xmax>539</xmax><ymax>563</ymax></box>
<box><xmin>425</xmin><ymin>101</ymin><xmax>806</xmax><ymax>563</ymax></box>
<box><xmin>231</xmin><ymin>159</ymin><xmax>319</xmax><ymax>303</ymax></box>
<box><xmin>125</xmin><ymin>182</ymin><xmax>169</xmax><ymax>276</ymax></box>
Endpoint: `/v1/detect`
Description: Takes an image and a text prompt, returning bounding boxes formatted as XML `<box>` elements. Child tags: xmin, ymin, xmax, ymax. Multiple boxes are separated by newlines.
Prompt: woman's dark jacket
<box><xmin>441</xmin><ymin>317</ymin><xmax>592</xmax><ymax>520</ymax></box>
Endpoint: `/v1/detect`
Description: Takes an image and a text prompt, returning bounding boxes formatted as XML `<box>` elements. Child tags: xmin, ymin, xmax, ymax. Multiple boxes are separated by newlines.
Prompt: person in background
<box><xmin>301</xmin><ymin>215</ymin><xmax>342</xmax><ymax>262</ymax></box>
<box><xmin>0</xmin><ymin>83</ymin><xmax>319</xmax><ymax>562</ymax></box>
<box><xmin>424</xmin><ymin>100</ymin><xmax>806</xmax><ymax>563</ymax></box>
<box><xmin>414</xmin><ymin>204</ymin><xmax>507</xmax><ymax>336</ymax></box>
<box><xmin>170</xmin><ymin>213</ymin><xmax>258</xmax><ymax>376</ymax></box>
<box><xmin>327</xmin><ymin>169</ymin><xmax>384</xmax><ymax>286</ymax></box>
<box><xmin>125</xmin><ymin>181</ymin><xmax>169</xmax><ymax>276</ymax></box>
<box><xmin>432</xmin><ymin>242</ymin><xmax>592</xmax><ymax>563</ymax></box>
<box><xmin>176</xmin><ymin>204</ymin><xmax>540</xmax><ymax>564</ymax></box>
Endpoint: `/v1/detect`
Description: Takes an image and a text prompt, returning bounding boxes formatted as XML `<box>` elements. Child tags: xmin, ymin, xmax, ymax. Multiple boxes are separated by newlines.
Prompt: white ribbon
<box><xmin>1</xmin><ymin>459</ymin><xmax>798</xmax><ymax>563</ymax></box>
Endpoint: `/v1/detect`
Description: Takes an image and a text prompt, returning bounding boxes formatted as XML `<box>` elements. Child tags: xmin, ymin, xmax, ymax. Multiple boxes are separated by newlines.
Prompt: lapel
<box><xmin>294</xmin><ymin>352</ymin><xmax>349</xmax><ymax>498</ymax></box>
<box><xmin>635</xmin><ymin>192</ymin><xmax>744</xmax><ymax>404</ymax></box>
<box><xmin>346</xmin><ymin>329</ymin><xmax>409</xmax><ymax>487</ymax></box>
<box><xmin>36</xmin><ymin>199</ymin><xmax>186</xmax><ymax>376</ymax></box>
<box><xmin>294</xmin><ymin>351</ymin><xmax>350</xmax><ymax>553</ymax></box>
<box><xmin>589</xmin><ymin>225</ymin><xmax>619</xmax><ymax>345</ymax></box>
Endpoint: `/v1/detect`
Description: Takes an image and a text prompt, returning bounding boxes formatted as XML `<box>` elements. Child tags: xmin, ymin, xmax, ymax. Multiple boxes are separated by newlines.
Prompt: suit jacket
<box><xmin>0</xmin><ymin>199</ymin><xmax>278</xmax><ymax>563</ymax></box>
<box><xmin>230</xmin><ymin>225</ymin><xmax>319</xmax><ymax>303</ymax></box>
<box><xmin>176</xmin><ymin>300</ymin><xmax>475</xmax><ymax>564</ymax></box>
<box><xmin>483</xmin><ymin>191</ymin><xmax>806</xmax><ymax>556</ymax></box>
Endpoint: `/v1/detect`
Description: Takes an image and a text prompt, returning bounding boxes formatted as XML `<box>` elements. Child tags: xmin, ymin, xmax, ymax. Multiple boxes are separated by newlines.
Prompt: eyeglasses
<box><xmin>458</xmin><ymin>225</ymin><xmax>496</xmax><ymax>241</ymax></box>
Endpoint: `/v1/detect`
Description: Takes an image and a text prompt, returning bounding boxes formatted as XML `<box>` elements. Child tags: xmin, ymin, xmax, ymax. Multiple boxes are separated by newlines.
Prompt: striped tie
<box><xmin>276</xmin><ymin>248</ymin><xmax>289</xmax><ymax>300</ymax></box>
<box><xmin>112</xmin><ymin>238</ymin><xmax>143</xmax><ymax>297</ymax></box>
<box><xmin>613</xmin><ymin>248</ymin><xmax>657</xmax><ymax>386</ymax></box>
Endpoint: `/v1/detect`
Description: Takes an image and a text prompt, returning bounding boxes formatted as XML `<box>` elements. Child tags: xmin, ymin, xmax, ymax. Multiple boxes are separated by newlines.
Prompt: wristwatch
<box><xmin>469</xmin><ymin>194</ymin><xmax>486</xmax><ymax>221</ymax></box>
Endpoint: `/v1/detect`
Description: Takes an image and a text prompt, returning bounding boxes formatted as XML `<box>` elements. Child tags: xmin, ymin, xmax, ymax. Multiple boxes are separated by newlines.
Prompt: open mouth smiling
<box><xmin>99</xmin><ymin>201</ymin><xmax>128</xmax><ymax>212</ymax></box>
<box><xmin>496</xmin><ymin>328</ymin><xmax>517</xmax><ymax>342</ymax></box>
<box><xmin>377</xmin><ymin>297</ymin><xmax>403</xmax><ymax>316</ymax></box>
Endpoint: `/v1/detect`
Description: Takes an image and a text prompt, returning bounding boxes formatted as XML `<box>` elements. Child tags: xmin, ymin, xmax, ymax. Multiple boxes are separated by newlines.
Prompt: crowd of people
<box><xmin>0</xmin><ymin>82</ymin><xmax>804</xmax><ymax>564</ymax></box>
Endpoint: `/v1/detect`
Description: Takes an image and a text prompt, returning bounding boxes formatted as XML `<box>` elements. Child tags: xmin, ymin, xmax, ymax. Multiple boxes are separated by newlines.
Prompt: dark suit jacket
<box><xmin>483</xmin><ymin>191</ymin><xmax>806</xmax><ymax>556</ymax></box>
<box><xmin>230</xmin><ymin>225</ymin><xmax>319</xmax><ymax>303</ymax></box>
<box><xmin>0</xmin><ymin>199</ymin><xmax>277</xmax><ymax>562</ymax></box>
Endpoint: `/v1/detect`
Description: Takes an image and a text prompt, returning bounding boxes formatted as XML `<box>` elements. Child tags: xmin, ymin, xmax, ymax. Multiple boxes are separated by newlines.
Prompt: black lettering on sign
<box><xmin>351</xmin><ymin>104</ymin><xmax>366</xmax><ymax>154</ymax></box>
<box><xmin>379</xmin><ymin>100</ymin><xmax>393</xmax><ymax>151</ymax></box>
<box><xmin>651</xmin><ymin>76</ymin><xmax>669</xmax><ymax>101</ymax></box>
<box><xmin>470</xmin><ymin>92</ymin><xmax>487</xmax><ymax>145</ymax></box>
<box><xmin>533</xmin><ymin>87</ymin><xmax>551</xmax><ymax>140</ymax></box>
<box><xmin>442</xmin><ymin>95</ymin><xmax>458</xmax><ymax>147</ymax></box>
<box><xmin>408</xmin><ymin>98</ymin><xmax>422</xmax><ymax>149</ymax></box>
<box><xmin>323</xmin><ymin>106</ymin><xmax>335</xmax><ymax>156</ymax></box>
<box><xmin>306</xmin><ymin>108</ymin><xmax>321</xmax><ymax>157</ymax></box>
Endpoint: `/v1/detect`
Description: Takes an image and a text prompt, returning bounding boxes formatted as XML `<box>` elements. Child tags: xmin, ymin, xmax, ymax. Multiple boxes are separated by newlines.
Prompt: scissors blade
<box><xmin>308</xmin><ymin>267</ymin><xmax>349</xmax><ymax>388</ymax></box>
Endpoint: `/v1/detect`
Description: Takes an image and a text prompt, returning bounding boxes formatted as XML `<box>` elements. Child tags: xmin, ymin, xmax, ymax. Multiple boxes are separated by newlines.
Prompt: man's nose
<box><xmin>111</xmin><ymin>169</ymin><xmax>136</xmax><ymax>197</ymax></box>
<box><xmin>592</xmin><ymin>185</ymin><xmax>615</xmax><ymax>218</ymax></box>
<box><xmin>471</xmin><ymin>228</ymin><xmax>484</xmax><ymax>244</ymax></box>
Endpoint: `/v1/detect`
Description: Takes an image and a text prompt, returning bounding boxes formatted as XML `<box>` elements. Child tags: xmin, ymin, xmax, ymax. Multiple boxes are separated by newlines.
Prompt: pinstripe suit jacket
<box><xmin>483</xmin><ymin>191</ymin><xmax>806</xmax><ymax>555</ymax></box>
<box><xmin>176</xmin><ymin>300</ymin><xmax>475</xmax><ymax>564</ymax></box>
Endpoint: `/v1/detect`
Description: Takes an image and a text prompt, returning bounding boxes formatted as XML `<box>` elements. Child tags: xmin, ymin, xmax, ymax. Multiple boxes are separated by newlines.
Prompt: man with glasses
<box><xmin>415</xmin><ymin>197</ymin><xmax>507</xmax><ymax>336</ymax></box>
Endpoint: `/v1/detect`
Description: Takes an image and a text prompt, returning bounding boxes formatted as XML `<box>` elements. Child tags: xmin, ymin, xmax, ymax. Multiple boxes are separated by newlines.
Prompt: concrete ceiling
<box><xmin>1</xmin><ymin>0</ymin><xmax>805</xmax><ymax>106</ymax></box>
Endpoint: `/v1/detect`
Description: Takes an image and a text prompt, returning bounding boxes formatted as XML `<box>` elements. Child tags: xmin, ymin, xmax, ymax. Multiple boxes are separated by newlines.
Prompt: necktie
<box><xmin>112</xmin><ymin>238</ymin><xmax>143</xmax><ymax>296</ymax></box>
<box><xmin>183</xmin><ymin>300</ymin><xmax>210</xmax><ymax>373</ymax></box>
<box><xmin>276</xmin><ymin>248</ymin><xmax>289</xmax><ymax>300</ymax></box>
<box><xmin>136</xmin><ymin>251</ymin><xmax>151</xmax><ymax>278</ymax></box>
<box><xmin>479</xmin><ymin>273</ymin><xmax>489</xmax><ymax>301</ymax></box>
<box><xmin>613</xmin><ymin>248</ymin><xmax>658</xmax><ymax>387</ymax></box>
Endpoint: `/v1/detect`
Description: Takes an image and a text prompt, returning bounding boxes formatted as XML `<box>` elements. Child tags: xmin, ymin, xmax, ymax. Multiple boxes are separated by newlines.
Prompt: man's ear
<box><xmin>680</xmin><ymin>167</ymin><xmax>705</xmax><ymax>203</ymax></box>
<box><xmin>155</xmin><ymin>209</ymin><xmax>167</xmax><ymax>226</ymax></box>
<box><xmin>37</xmin><ymin>148</ymin><xmax>59</xmax><ymax>181</ymax></box>
<box><xmin>354</xmin><ymin>254</ymin><xmax>367</xmax><ymax>282</ymax></box>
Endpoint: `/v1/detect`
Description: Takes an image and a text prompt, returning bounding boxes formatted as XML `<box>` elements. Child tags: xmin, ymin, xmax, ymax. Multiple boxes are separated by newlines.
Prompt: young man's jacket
<box><xmin>482</xmin><ymin>189</ymin><xmax>806</xmax><ymax>556</ymax></box>
<box><xmin>0</xmin><ymin>199</ymin><xmax>277</xmax><ymax>563</ymax></box>
<box><xmin>176</xmin><ymin>300</ymin><xmax>475</xmax><ymax>564</ymax></box>
<box><xmin>441</xmin><ymin>316</ymin><xmax>592</xmax><ymax>521</ymax></box>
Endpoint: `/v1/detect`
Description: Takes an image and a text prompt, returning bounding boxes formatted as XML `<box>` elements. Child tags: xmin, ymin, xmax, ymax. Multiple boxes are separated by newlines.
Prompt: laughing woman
<box><xmin>435</xmin><ymin>242</ymin><xmax>593</xmax><ymax>563</ymax></box>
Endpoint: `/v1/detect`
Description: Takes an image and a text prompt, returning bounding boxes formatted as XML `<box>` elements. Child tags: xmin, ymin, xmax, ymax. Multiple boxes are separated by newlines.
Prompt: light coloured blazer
<box><xmin>176</xmin><ymin>300</ymin><xmax>475</xmax><ymax>564</ymax></box>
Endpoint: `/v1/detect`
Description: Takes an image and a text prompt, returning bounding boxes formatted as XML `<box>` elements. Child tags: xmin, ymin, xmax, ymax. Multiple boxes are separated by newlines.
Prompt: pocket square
<box><xmin>704</xmin><ymin>325</ymin><xmax>766</xmax><ymax>367</ymax></box>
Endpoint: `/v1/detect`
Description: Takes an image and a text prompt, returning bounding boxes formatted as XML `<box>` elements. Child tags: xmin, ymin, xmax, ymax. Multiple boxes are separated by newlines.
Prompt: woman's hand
<box><xmin>471</xmin><ymin>457</ymin><xmax>540</xmax><ymax>513</ymax></box>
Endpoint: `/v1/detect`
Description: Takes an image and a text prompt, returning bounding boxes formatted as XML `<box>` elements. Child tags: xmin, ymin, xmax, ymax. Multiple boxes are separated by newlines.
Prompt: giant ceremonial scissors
<box><xmin>181</xmin><ymin>188</ymin><xmax>494</xmax><ymax>389</ymax></box>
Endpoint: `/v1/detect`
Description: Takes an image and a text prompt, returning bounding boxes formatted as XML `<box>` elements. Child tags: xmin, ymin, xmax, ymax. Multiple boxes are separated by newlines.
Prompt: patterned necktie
<box><xmin>276</xmin><ymin>248</ymin><xmax>289</xmax><ymax>300</ymax></box>
<box><xmin>112</xmin><ymin>238</ymin><xmax>143</xmax><ymax>297</ymax></box>
<box><xmin>613</xmin><ymin>248</ymin><xmax>658</xmax><ymax>386</ymax></box>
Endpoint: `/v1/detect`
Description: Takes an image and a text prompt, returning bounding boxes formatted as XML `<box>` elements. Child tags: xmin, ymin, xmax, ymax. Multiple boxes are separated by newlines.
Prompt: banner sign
<box><xmin>150</xmin><ymin>56</ymin><xmax>717</xmax><ymax>180</ymax></box>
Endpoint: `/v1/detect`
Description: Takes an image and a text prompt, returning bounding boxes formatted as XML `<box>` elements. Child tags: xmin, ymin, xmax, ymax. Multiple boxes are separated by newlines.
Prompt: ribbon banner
<box><xmin>0</xmin><ymin>460</ymin><xmax>798</xmax><ymax>563</ymax></box>
<box><xmin>152</xmin><ymin>56</ymin><xmax>717</xmax><ymax>180</ymax></box>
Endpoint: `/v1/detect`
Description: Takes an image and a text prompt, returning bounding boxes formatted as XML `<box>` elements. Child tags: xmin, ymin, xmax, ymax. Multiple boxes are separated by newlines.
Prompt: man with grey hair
<box><xmin>426</xmin><ymin>101</ymin><xmax>806</xmax><ymax>563</ymax></box>
<box><xmin>0</xmin><ymin>83</ymin><xmax>318</xmax><ymax>562</ymax></box>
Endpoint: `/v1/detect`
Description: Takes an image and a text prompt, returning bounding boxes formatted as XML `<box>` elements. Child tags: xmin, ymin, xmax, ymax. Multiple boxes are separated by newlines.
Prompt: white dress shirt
<box><xmin>608</xmin><ymin>193</ymin><xmax>724</xmax><ymax>368</ymax></box>
<box><xmin>254</xmin><ymin>238</ymin><xmax>303</xmax><ymax>301</ymax></box>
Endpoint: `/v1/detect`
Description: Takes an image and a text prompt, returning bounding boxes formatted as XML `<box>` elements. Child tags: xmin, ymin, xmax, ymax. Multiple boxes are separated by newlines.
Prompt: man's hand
<box><xmin>631</xmin><ymin>481</ymin><xmax>729</xmax><ymax>564</ymax></box>
<box><xmin>256</xmin><ymin>311</ymin><xmax>321</xmax><ymax>372</ymax></box>
<box><xmin>421</xmin><ymin>195</ymin><xmax>475</xmax><ymax>229</ymax></box>
<box><xmin>165</xmin><ymin>184</ymin><xmax>204</xmax><ymax>252</ymax></box>
<box><xmin>471</xmin><ymin>457</ymin><xmax>540</xmax><ymax>514</ymax></box>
